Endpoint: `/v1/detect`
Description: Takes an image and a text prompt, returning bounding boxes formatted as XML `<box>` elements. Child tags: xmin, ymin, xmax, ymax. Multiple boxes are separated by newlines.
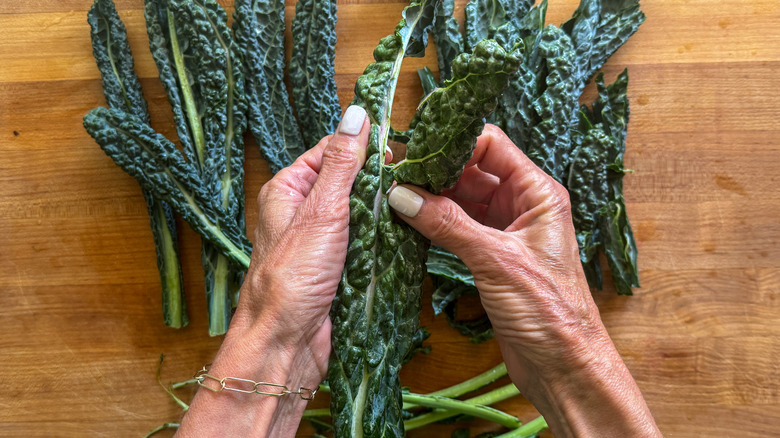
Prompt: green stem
<box><xmin>404</xmin><ymin>383</ymin><xmax>520</xmax><ymax>431</ymax></box>
<box><xmin>403</xmin><ymin>392</ymin><xmax>521</xmax><ymax>429</ymax></box>
<box><xmin>167</xmin><ymin>9</ymin><xmax>206</xmax><ymax>169</ymax></box>
<box><xmin>414</xmin><ymin>362</ymin><xmax>507</xmax><ymax>402</ymax></box>
<box><xmin>144</xmin><ymin>422</ymin><xmax>180</xmax><ymax>438</ymax></box>
<box><xmin>171</xmin><ymin>378</ymin><xmax>197</xmax><ymax>389</ymax></box>
<box><xmin>496</xmin><ymin>415</ymin><xmax>548</xmax><ymax>437</ymax></box>
<box><xmin>303</xmin><ymin>408</ymin><xmax>331</xmax><ymax>418</ymax></box>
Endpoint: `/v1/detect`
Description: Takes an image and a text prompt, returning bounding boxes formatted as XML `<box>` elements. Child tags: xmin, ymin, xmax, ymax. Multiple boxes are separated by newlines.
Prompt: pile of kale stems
<box><xmin>83</xmin><ymin>0</ymin><xmax>644</xmax><ymax>436</ymax></box>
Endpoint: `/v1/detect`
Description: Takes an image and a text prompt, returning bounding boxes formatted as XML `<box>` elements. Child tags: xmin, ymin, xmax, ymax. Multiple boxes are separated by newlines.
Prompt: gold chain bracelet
<box><xmin>194</xmin><ymin>365</ymin><xmax>317</xmax><ymax>400</ymax></box>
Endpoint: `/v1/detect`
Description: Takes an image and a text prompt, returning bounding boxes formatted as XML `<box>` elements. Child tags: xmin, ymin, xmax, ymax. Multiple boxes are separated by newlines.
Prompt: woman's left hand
<box><xmin>177</xmin><ymin>106</ymin><xmax>370</xmax><ymax>437</ymax></box>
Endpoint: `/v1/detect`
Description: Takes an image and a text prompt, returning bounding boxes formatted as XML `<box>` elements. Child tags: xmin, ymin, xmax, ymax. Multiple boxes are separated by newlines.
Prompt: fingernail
<box><xmin>339</xmin><ymin>105</ymin><xmax>367</xmax><ymax>135</ymax></box>
<box><xmin>388</xmin><ymin>186</ymin><xmax>423</xmax><ymax>217</ymax></box>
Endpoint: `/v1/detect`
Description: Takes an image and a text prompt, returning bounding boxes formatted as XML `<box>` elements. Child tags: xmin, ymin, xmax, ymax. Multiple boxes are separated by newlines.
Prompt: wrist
<box><xmin>503</xmin><ymin>327</ymin><xmax>660</xmax><ymax>438</ymax></box>
<box><xmin>177</xmin><ymin>309</ymin><xmax>325</xmax><ymax>437</ymax></box>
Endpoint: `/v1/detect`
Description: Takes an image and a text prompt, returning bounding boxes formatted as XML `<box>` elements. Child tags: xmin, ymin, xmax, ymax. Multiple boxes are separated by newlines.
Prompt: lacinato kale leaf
<box><xmin>432</xmin><ymin>0</ymin><xmax>464</xmax><ymax>82</ymax></box>
<box><xmin>234</xmin><ymin>0</ymin><xmax>306</xmax><ymax>174</ymax></box>
<box><xmin>562</xmin><ymin>0</ymin><xmax>645</xmax><ymax>91</ymax></box>
<box><xmin>83</xmin><ymin>108</ymin><xmax>252</xmax><ymax>272</ymax></box>
<box><xmin>327</xmin><ymin>2</ymin><xmax>436</xmax><ymax>436</ymax></box>
<box><xmin>394</xmin><ymin>39</ymin><xmax>521</xmax><ymax>193</ymax></box>
<box><xmin>88</xmin><ymin>0</ymin><xmax>187</xmax><ymax>329</ymax></box>
<box><xmin>290</xmin><ymin>0</ymin><xmax>342</xmax><ymax>150</ymax></box>
<box><xmin>144</xmin><ymin>0</ymin><xmax>248</xmax><ymax>335</ymax></box>
<box><xmin>464</xmin><ymin>0</ymin><xmax>509</xmax><ymax>52</ymax></box>
<box><xmin>569</xmin><ymin>70</ymin><xmax>639</xmax><ymax>294</ymax></box>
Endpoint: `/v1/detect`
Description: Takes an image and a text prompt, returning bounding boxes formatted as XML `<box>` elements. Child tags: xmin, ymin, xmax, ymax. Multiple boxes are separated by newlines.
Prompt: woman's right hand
<box><xmin>389</xmin><ymin>124</ymin><xmax>661</xmax><ymax>437</ymax></box>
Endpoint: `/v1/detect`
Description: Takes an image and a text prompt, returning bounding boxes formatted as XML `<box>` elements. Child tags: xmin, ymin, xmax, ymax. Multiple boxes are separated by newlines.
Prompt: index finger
<box><xmin>467</xmin><ymin>124</ymin><xmax>546</xmax><ymax>182</ymax></box>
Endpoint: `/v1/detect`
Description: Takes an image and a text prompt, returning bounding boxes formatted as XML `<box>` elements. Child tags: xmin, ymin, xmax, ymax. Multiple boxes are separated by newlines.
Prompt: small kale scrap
<box><xmin>87</xmin><ymin>0</ymin><xmax>187</xmax><ymax>329</ymax></box>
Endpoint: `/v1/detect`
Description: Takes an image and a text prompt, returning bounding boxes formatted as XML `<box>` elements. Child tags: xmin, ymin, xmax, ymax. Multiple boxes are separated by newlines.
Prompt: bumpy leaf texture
<box><xmin>290</xmin><ymin>0</ymin><xmax>342</xmax><ymax>149</ymax></box>
<box><xmin>145</xmin><ymin>0</ymin><xmax>248</xmax><ymax>335</ymax></box>
<box><xmin>234</xmin><ymin>0</ymin><xmax>307</xmax><ymax>174</ymax></box>
<box><xmin>83</xmin><ymin>108</ymin><xmax>253</xmax><ymax>270</ymax></box>
<box><xmin>432</xmin><ymin>0</ymin><xmax>463</xmax><ymax>82</ymax></box>
<box><xmin>88</xmin><ymin>0</ymin><xmax>187</xmax><ymax>328</ymax></box>
<box><xmin>327</xmin><ymin>2</ymin><xmax>436</xmax><ymax>437</ymax></box>
<box><xmin>562</xmin><ymin>0</ymin><xmax>645</xmax><ymax>92</ymax></box>
<box><xmin>464</xmin><ymin>0</ymin><xmax>508</xmax><ymax>52</ymax></box>
<box><xmin>569</xmin><ymin>70</ymin><xmax>638</xmax><ymax>294</ymax></box>
<box><xmin>394</xmin><ymin>39</ymin><xmax>521</xmax><ymax>193</ymax></box>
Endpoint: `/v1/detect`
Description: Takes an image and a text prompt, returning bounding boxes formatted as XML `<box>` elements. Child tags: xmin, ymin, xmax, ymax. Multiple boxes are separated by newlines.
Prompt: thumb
<box><xmin>388</xmin><ymin>184</ymin><xmax>494</xmax><ymax>263</ymax></box>
<box><xmin>309</xmin><ymin>105</ymin><xmax>370</xmax><ymax>199</ymax></box>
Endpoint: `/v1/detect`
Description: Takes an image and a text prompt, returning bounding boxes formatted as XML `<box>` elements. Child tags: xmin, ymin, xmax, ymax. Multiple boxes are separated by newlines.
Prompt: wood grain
<box><xmin>1</xmin><ymin>0</ymin><xmax>779</xmax><ymax>437</ymax></box>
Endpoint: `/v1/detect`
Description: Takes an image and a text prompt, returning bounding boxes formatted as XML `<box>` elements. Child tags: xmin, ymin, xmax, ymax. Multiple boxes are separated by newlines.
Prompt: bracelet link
<box><xmin>193</xmin><ymin>364</ymin><xmax>317</xmax><ymax>400</ymax></box>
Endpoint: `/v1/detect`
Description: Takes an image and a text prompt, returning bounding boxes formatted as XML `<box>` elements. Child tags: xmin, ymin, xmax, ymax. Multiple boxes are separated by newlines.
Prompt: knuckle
<box><xmin>431</xmin><ymin>201</ymin><xmax>463</xmax><ymax>241</ymax></box>
<box><xmin>544</xmin><ymin>179</ymin><xmax>573</xmax><ymax>219</ymax></box>
<box><xmin>322</xmin><ymin>138</ymin><xmax>360</xmax><ymax>168</ymax></box>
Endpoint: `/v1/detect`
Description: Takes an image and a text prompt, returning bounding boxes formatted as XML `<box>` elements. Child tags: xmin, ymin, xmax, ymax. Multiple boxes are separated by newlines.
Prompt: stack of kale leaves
<box><xmin>84</xmin><ymin>0</ymin><xmax>340</xmax><ymax>336</ymax></box>
<box><xmin>83</xmin><ymin>0</ymin><xmax>644</xmax><ymax>436</ymax></box>
<box><xmin>425</xmin><ymin>0</ymin><xmax>645</xmax><ymax>345</ymax></box>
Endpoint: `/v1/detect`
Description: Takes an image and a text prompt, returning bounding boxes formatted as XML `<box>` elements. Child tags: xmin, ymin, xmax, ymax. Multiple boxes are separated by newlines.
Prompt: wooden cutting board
<box><xmin>1</xmin><ymin>0</ymin><xmax>778</xmax><ymax>436</ymax></box>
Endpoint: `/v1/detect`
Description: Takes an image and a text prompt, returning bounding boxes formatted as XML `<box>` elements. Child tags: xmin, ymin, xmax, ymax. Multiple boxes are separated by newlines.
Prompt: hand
<box><xmin>177</xmin><ymin>106</ymin><xmax>371</xmax><ymax>437</ymax></box>
<box><xmin>389</xmin><ymin>124</ymin><xmax>661</xmax><ymax>437</ymax></box>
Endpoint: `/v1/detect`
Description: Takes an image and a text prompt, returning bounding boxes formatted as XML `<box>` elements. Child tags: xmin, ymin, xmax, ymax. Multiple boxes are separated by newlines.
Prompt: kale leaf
<box><xmin>432</xmin><ymin>0</ymin><xmax>464</xmax><ymax>82</ymax></box>
<box><xmin>88</xmin><ymin>0</ymin><xmax>187</xmax><ymax>328</ymax></box>
<box><xmin>83</xmin><ymin>108</ymin><xmax>252</xmax><ymax>270</ymax></box>
<box><xmin>144</xmin><ymin>0</ymin><xmax>248</xmax><ymax>335</ymax></box>
<box><xmin>394</xmin><ymin>39</ymin><xmax>521</xmax><ymax>193</ymax></box>
<box><xmin>234</xmin><ymin>0</ymin><xmax>307</xmax><ymax>174</ymax></box>
<box><xmin>290</xmin><ymin>0</ymin><xmax>341</xmax><ymax>149</ymax></box>
<box><xmin>327</xmin><ymin>2</ymin><xmax>438</xmax><ymax>436</ymax></box>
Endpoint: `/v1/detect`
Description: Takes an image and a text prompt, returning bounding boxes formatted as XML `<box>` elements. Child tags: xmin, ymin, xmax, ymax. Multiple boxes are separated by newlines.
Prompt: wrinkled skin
<box><xmin>177</xmin><ymin>114</ymin><xmax>372</xmax><ymax>437</ymax></box>
<box><xmin>392</xmin><ymin>124</ymin><xmax>661</xmax><ymax>438</ymax></box>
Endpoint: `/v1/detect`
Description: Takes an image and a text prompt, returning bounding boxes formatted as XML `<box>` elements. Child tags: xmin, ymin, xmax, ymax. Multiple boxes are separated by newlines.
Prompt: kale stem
<box><xmin>302</xmin><ymin>408</ymin><xmax>331</xmax><ymax>418</ymax></box>
<box><xmin>425</xmin><ymin>362</ymin><xmax>507</xmax><ymax>398</ymax></box>
<box><xmin>403</xmin><ymin>383</ymin><xmax>520</xmax><ymax>431</ymax></box>
<box><xmin>143</xmin><ymin>422</ymin><xmax>180</xmax><ymax>438</ymax></box>
<box><xmin>171</xmin><ymin>378</ymin><xmax>197</xmax><ymax>389</ymax></box>
<box><xmin>402</xmin><ymin>362</ymin><xmax>507</xmax><ymax>410</ymax></box>
<box><xmin>495</xmin><ymin>415</ymin><xmax>548</xmax><ymax>437</ymax></box>
<box><xmin>402</xmin><ymin>392</ymin><xmax>521</xmax><ymax>429</ymax></box>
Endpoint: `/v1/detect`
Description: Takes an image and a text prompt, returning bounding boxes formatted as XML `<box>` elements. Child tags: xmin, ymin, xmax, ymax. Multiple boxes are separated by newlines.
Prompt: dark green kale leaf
<box><xmin>393</xmin><ymin>39</ymin><xmax>521</xmax><ymax>193</ymax></box>
<box><xmin>432</xmin><ymin>0</ymin><xmax>464</xmax><ymax>82</ymax></box>
<box><xmin>144</xmin><ymin>0</ymin><xmax>206</xmax><ymax>168</ymax></box>
<box><xmin>464</xmin><ymin>0</ymin><xmax>509</xmax><ymax>52</ymax></box>
<box><xmin>562</xmin><ymin>0</ymin><xmax>645</xmax><ymax>91</ymax></box>
<box><xmin>501</xmin><ymin>0</ymin><xmax>535</xmax><ymax>22</ymax></box>
<box><xmin>290</xmin><ymin>0</ymin><xmax>342</xmax><ymax>149</ymax></box>
<box><xmin>145</xmin><ymin>0</ymin><xmax>248</xmax><ymax>335</ymax></box>
<box><xmin>569</xmin><ymin>70</ymin><xmax>638</xmax><ymax>294</ymax></box>
<box><xmin>490</xmin><ymin>0</ymin><xmax>547</xmax><ymax>154</ymax></box>
<box><xmin>88</xmin><ymin>0</ymin><xmax>187</xmax><ymax>329</ymax></box>
<box><xmin>327</xmin><ymin>2</ymin><xmax>437</xmax><ymax>437</ymax></box>
<box><xmin>234</xmin><ymin>0</ymin><xmax>307</xmax><ymax>174</ymax></box>
<box><xmin>568</xmin><ymin>120</ymin><xmax>611</xmax><ymax>289</ymax></box>
<box><xmin>83</xmin><ymin>108</ymin><xmax>252</xmax><ymax>270</ymax></box>
<box><xmin>596</xmin><ymin>70</ymin><xmax>638</xmax><ymax>294</ymax></box>
<box><xmin>426</xmin><ymin>246</ymin><xmax>475</xmax><ymax>289</ymax></box>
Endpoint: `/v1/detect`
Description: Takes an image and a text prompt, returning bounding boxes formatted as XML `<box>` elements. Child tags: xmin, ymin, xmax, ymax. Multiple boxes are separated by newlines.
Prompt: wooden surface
<box><xmin>1</xmin><ymin>0</ymin><xmax>779</xmax><ymax>436</ymax></box>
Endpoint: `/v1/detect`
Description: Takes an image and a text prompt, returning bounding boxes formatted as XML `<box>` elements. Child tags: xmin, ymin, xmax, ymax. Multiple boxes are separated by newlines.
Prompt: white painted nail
<box><xmin>388</xmin><ymin>186</ymin><xmax>423</xmax><ymax>217</ymax></box>
<box><xmin>339</xmin><ymin>105</ymin><xmax>367</xmax><ymax>135</ymax></box>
